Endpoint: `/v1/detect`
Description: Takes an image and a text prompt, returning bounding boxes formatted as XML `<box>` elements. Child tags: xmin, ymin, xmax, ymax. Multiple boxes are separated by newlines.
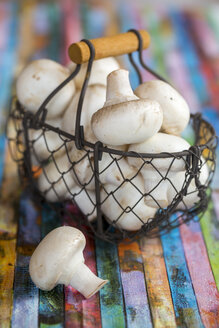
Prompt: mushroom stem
<box><xmin>69</xmin><ymin>262</ymin><xmax>108</xmax><ymax>298</ymax></box>
<box><xmin>105</xmin><ymin>69</ymin><xmax>138</xmax><ymax>106</ymax></box>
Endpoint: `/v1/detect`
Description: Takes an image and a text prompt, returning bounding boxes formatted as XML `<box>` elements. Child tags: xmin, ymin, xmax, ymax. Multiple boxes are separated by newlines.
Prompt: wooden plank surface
<box><xmin>0</xmin><ymin>2</ymin><xmax>219</xmax><ymax>328</ymax></box>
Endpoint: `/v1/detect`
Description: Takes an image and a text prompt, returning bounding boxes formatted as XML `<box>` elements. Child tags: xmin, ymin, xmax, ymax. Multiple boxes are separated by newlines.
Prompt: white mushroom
<box><xmin>16</xmin><ymin>59</ymin><xmax>75</xmax><ymax>118</ymax></box>
<box><xmin>135</xmin><ymin>80</ymin><xmax>190</xmax><ymax>135</ymax></box>
<box><xmin>62</xmin><ymin>84</ymin><xmax>106</xmax><ymax>143</ymax></box>
<box><xmin>29</xmin><ymin>226</ymin><xmax>108</xmax><ymax>298</ymax></box>
<box><xmin>68</xmin><ymin>143</ymin><xmax>95</xmax><ymax>190</ymax></box>
<box><xmin>101</xmin><ymin>174</ymin><xmax>156</xmax><ymax>231</ymax></box>
<box><xmin>66</xmin><ymin>185</ymin><xmax>96</xmax><ymax>222</ymax></box>
<box><xmin>99</xmin><ymin>151</ymin><xmax>135</xmax><ymax>186</ymax></box>
<box><xmin>168</xmin><ymin>159</ymin><xmax>209</xmax><ymax>210</ymax></box>
<box><xmin>30</xmin><ymin>117</ymin><xmax>65</xmax><ymax>162</ymax></box>
<box><xmin>91</xmin><ymin>69</ymin><xmax>163</xmax><ymax>146</ymax></box>
<box><xmin>37</xmin><ymin>153</ymin><xmax>76</xmax><ymax>202</ymax></box>
<box><xmin>67</xmin><ymin>57</ymin><xmax>120</xmax><ymax>90</ymax></box>
<box><xmin>128</xmin><ymin>133</ymin><xmax>191</xmax><ymax>208</ymax></box>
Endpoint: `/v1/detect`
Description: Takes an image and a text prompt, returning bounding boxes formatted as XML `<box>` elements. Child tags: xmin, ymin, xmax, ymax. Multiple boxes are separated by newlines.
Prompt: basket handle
<box><xmin>68</xmin><ymin>30</ymin><xmax>150</xmax><ymax>64</ymax></box>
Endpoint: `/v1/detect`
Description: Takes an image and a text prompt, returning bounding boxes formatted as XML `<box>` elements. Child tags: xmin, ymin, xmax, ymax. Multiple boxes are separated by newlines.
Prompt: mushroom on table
<box><xmin>29</xmin><ymin>226</ymin><xmax>108</xmax><ymax>298</ymax></box>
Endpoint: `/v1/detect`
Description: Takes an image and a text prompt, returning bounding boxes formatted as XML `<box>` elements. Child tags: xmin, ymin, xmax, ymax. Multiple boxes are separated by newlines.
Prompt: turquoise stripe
<box><xmin>0</xmin><ymin>2</ymin><xmax>18</xmax><ymax>184</ymax></box>
<box><xmin>170</xmin><ymin>10</ymin><xmax>209</xmax><ymax>107</ymax></box>
<box><xmin>0</xmin><ymin>2</ymin><xmax>18</xmax><ymax>130</ymax></box>
<box><xmin>160</xmin><ymin>219</ymin><xmax>204</xmax><ymax>328</ymax></box>
<box><xmin>47</xmin><ymin>2</ymin><xmax>61</xmax><ymax>62</ymax></box>
<box><xmin>11</xmin><ymin>192</ymin><xmax>41</xmax><ymax>328</ymax></box>
<box><xmin>117</xmin><ymin>3</ymin><xmax>141</xmax><ymax>90</ymax></box>
<box><xmin>95</xmin><ymin>239</ymin><xmax>126</xmax><ymax>328</ymax></box>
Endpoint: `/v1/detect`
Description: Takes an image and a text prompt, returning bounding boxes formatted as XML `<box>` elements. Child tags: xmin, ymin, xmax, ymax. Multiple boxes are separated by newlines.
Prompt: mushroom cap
<box><xmin>62</xmin><ymin>84</ymin><xmax>106</xmax><ymax>143</ymax></box>
<box><xmin>128</xmin><ymin>132</ymin><xmax>191</xmax><ymax>171</ymax></box>
<box><xmin>91</xmin><ymin>98</ymin><xmax>163</xmax><ymax>146</ymax></box>
<box><xmin>16</xmin><ymin>59</ymin><xmax>75</xmax><ymax>118</ymax></box>
<box><xmin>135</xmin><ymin>80</ymin><xmax>190</xmax><ymax>135</ymax></box>
<box><xmin>67</xmin><ymin>57</ymin><xmax>120</xmax><ymax>89</ymax></box>
<box><xmin>29</xmin><ymin>226</ymin><xmax>86</xmax><ymax>291</ymax></box>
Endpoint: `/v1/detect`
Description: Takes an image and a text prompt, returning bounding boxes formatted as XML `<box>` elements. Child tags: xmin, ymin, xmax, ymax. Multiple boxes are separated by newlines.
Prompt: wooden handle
<box><xmin>68</xmin><ymin>30</ymin><xmax>150</xmax><ymax>64</ymax></box>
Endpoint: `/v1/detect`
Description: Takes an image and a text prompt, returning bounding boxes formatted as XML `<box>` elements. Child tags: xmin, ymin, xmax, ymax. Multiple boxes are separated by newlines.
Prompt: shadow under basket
<box><xmin>6</xmin><ymin>30</ymin><xmax>218</xmax><ymax>243</ymax></box>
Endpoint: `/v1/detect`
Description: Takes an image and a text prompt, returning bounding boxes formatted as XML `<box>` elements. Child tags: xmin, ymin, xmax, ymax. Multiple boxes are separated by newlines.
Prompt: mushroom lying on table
<box><xmin>29</xmin><ymin>226</ymin><xmax>108</xmax><ymax>298</ymax></box>
<box><xmin>91</xmin><ymin>69</ymin><xmax>163</xmax><ymax>146</ymax></box>
<box><xmin>16</xmin><ymin>59</ymin><xmax>75</xmax><ymax>119</ymax></box>
<box><xmin>135</xmin><ymin>80</ymin><xmax>190</xmax><ymax>136</ymax></box>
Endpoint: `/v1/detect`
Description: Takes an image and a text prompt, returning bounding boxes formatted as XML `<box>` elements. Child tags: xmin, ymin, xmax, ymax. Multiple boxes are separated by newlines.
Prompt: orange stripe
<box><xmin>140</xmin><ymin>235</ymin><xmax>177</xmax><ymax>328</ymax></box>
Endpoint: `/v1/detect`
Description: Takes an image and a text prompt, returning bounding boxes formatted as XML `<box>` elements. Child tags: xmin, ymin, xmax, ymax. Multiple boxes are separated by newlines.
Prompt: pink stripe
<box><xmin>0</xmin><ymin>4</ymin><xmax>9</xmax><ymax>51</ymax></box>
<box><xmin>63</xmin><ymin>204</ymin><xmax>101</xmax><ymax>328</ymax></box>
<box><xmin>190</xmin><ymin>12</ymin><xmax>219</xmax><ymax>58</ymax></box>
<box><xmin>180</xmin><ymin>220</ymin><xmax>219</xmax><ymax>327</ymax></box>
<box><xmin>61</xmin><ymin>0</ymin><xmax>82</xmax><ymax>65</ymax></box>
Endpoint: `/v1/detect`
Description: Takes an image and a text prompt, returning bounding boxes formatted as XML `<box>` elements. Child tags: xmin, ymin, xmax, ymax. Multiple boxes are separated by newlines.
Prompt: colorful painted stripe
<box><xmin>11</xmin><ymin>193</ymin><xmax>41</xmax><ymax>328</ymax></box>
<box><xmin>118</xmin><ymin>240</ymin><xmax>152</xmax><ymax>328</ymax></box>
<box><xmin>39</xmin><ymin>204</ymin><xmax>64</xmax><ymax>328</ymax></box>
<box><xmin>0</xmin><ymin>147</ymin><xmax>20</xmax><ymax>328</ymax></box>
<box><xmin>63</xmin><ymin>205</ymin><xmax>101</xmax><ymax>328</ymax></box>
<box><xmin>199</xmin><ymin>202</ymin><xmax>219</xmax><ymax>290</ymax></box>
<box><xmin>160</xmin><ymin>222</ymin><xmax>204</xmax><ymax>327</ymax></box>
<box><xmin>140</xmin><ymin>235</ymin><xmax>177</xmax><ymax>328</ymax></box>
<box><xmin>95</xmin><ymin>238</ymin><xmax>126</xmax><ymax>328</ymax></box>
<box><xmin>180</xmin><ymin>219</ymin><xmax>219</xmax><ymax>327</ymax></box>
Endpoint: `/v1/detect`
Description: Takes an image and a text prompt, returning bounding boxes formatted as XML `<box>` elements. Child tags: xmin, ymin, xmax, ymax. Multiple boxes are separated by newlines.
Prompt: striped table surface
<box><xmin>0</xmin><ymin>1</ymin><xmax>219</xmax><ymax>327</ymax></box>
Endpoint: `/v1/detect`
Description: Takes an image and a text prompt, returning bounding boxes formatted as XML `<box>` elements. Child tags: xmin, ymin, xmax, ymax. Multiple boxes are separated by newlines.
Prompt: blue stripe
<box><xmin>170</xmin><ymin>10</ymin><xmax>209</xmax><ymax>106</ymax></box>
<box><xmin>160</xmin><ymin>218</ymin><xmax>204</xmax><ymax>328</ymax></box>
<box><xmin>11</xmin><ymin>192</ymin><xmax>41</xmax><ymax>328</ymax></box>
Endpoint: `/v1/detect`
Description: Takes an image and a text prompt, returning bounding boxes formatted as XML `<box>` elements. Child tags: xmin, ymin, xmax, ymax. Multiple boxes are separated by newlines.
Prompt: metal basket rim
<box><xmin>12</xmin><ymin>98</ymin><xmax>217</xmax><ymax>160</ymax></box>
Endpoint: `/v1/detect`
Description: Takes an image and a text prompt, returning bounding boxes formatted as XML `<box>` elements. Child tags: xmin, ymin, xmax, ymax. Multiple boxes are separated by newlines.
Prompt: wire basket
<box><xmin>7</xmin><ymin>29</ymin><xmax>217</xmax><ymax>243</ymax></box>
